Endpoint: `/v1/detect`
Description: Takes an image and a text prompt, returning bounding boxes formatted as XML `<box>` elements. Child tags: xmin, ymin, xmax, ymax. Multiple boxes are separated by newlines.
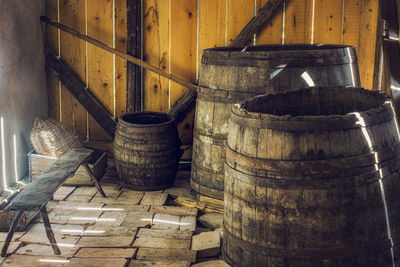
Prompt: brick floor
<box><xmin>0</xmin><ymin>170</ymin><xmax>227</xmax><ymax>266</ymax></box>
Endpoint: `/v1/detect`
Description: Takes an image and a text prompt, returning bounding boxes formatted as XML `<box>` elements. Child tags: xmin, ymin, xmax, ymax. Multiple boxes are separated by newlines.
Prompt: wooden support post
<box><xmin>230</xmin><ymin>0</ymin><xmax>288</xmax><ymax>46</ymax></box>
<box><xmin>45</xmin><ymin>48</ymin><xmax>117</xmax><ymax>137</ymax></box>
<box><xmin>127</xmin><ymin>0</ymin><xmax>142</xmax><ymax>112</ymax></box>
<box><xmin>1</xmin><ymin>210</ymin><xmax>24</xmax><ymax>257</ymax></box>
<box><xmin>83</xmin><ymin>163</ymin><xmax>106</xmax><ymax>198</ymax></box>
<box><xmin>40</xmin><ymin>206</ymin><xmax>61</xmax><ymax>255</ymax></box>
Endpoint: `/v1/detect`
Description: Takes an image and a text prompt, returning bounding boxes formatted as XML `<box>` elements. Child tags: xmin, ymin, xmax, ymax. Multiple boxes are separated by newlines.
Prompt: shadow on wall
<box><xmin>0</xmin><ymin>0</ymin><xmax>48</xmax><ymax>192</ymax></box>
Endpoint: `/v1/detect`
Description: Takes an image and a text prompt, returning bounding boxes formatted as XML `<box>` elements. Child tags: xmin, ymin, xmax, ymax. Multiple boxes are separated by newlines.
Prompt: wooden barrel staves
<box><xmin>223</xmin><ymin>87</ymin><xmax>400</xmax><ymax>266</ymax></box>
<box><xmin>114</xmin><ymin>112</ymin><xmax>181</xmax><ymax>191</ymax></box>
<box><xmin>191</xmin><ymin>45</ymin><xmax>361</xmax><ymax>200</ymax></box>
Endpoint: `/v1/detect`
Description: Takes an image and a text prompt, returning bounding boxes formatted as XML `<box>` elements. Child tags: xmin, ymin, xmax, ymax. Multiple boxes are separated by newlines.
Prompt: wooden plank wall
<box><xmin>46</xmin><ymin>0</ymin><xmax>126</xmax><ymax>144</ymax></box>
<box><xmin>46</xmin><ymin>0</ymin><xmax>381</xmax><ymax>152</ymax></box>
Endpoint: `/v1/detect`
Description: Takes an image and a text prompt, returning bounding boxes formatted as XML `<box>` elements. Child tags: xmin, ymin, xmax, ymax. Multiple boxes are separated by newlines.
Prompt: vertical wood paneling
<box><xmin>342</xmin><ymin>0</ymin><xmax>362</xmax><ymax>47</ymax></box>
<box><xmin>198</xmin><ymin>0</ymin><xmax>227</xmax><ymax>65</ymax></box>
<box><xmin>143</xmin><ymin>0</ymin><xmax>170</xmax><ymax>112</ymax></box>
<box><xmin>226</xmin><ymin>0</ymin><xmax>255</xmax><ymax>45</ymax></box>
<box><xmin>343</xmin><ymin>0</ymin><xmax>380</xmax><ymax>90</ymax></box>
<box><xmin>357</xmin><ymin>0</ymin><xmax>380</xmax><ymax>90</ymax></box>
<box><xmin>170</xmin><ymin>0</ymin><xmax>197</xmax><ymax>105</ymax></box>
<box><xmin>284</xmin><ymin>0</ymin><xmax>313</xmax><ymax>43</ymax></box>
<box><xmin>115</xmin><ymin>0</ymin><xmax>127</xmax><ymax>117</ymax></box>
<box><xmin>46</xmin><ymin>0</ymin><xmax>382</xmax><ymax>147</ymax></box>
<box><xmin>87</xmin><ymin>0</ymin><xmax>114</xmax><ymax>140</ymax></box>
<box><xmin>59</xmin><ymin>0</ymin><xmax>87</xmax><ymax>140</ymax></box>
<box><xmin>256</xmin><ymin>0</ymin><xmax>284</xmax><ymax>44</ymax></box>
<box><xmin>46</xmin><ymin>0</ymin><xmax>60</xmax><ymax>121</ymax></box>
<box><xmin>170</xmin><ymin>0</ymin><xmax>197</xmax><ymax>149</ymax></box>
<box><xmin>313</xmin><ymin>0</ymin><xmax>344</xmax><ymax>44</ymax></box>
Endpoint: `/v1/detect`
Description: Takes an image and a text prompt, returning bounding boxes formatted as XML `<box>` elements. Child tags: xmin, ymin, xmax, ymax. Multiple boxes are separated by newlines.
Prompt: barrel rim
<box><xmin>118</xmin><ymin>111</ymin><xmax>175</xmax><ymax>128</ymax></box>
<box><xmin>202</xmin><ymin>44</ymin><xmax>358</xmax><ymax>62</ymax></box>
<box><xmin>205</xmin><ymin>44</ymin><xmax>355</xmax><ymax>52</ymax></box>
<box><xmin>232</xmin><ymin>86</ymin><xmax>393</xmax><ymax>124</ymax></box>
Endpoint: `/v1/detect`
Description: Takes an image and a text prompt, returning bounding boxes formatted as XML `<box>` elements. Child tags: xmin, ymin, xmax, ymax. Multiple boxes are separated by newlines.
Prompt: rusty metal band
<box><xmin>116</xmin><ymin>122</ymin><xmax>175</xmax><ymax>135</ymax></box>
<box><xmin>115</xmin><ymin>128</ymin><xmax>179</xmax><ymax>142</ymax></box>
<box><xmin>191</xmin><ymin>161</ymin><xmax>225</xmax><ymax>176</ymax></box>
<box><xmin>193</xmin><ymin>129</ymin><xmax>227</xmax><ymax>146</ymax></box>
<box><xmin>225</xmin><ymin>143</ymin><xmax>400</xmax><ymax>175</ymax></box>
<box><xmin>190</xmin><ymin>163</ymin><xmax>225</xmax><ymax>191</ymax></box>
<box><xmin>224</xmin><ymin>162</ymin><xmax>397</xmax><ymax>190</ymax></box>
<box><xmin>223</xmin><ymin>226</ymin><xmax>398</xmax><ymax>260</ymax></box>
<box><xmin>113</xmin><ymin>142</ymin><xmax>180</xmax><ymax>156</ymax></box>
<box><xmin>115</xmin><ymin>156</ymin><xmax>179</xmax><ymax>168</ymax></box>
<box><xmin>119</xmin><ymin>180</ymin><xmax>174</xmax><ymax>191</ymax></box>
<box><xmin>202</xmin><ymin>54</ymin><xmax>356</xmax><ymax>68</ymax></box>
<box><xmin>190</xmin><ymin>179</ymin><xmax>224</xmax><ymax>200</ymax></box>
<box><xmin>196</xmin><ymin>86</ymin><xmax>263</xmax><ymax>103</ymax></box>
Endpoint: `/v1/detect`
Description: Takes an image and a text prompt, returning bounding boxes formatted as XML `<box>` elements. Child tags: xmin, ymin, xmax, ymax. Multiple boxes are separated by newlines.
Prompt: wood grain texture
<box><xmin>357</xmin><ymin>0</ymin><xmax>380</xmax><ymax>90</ymax></box>
<box><xmin>329</xmin><ymin>0</ymin><xmax>381</xmax><ymax>90</ymax></box>
<box><xmin>256</xmin><ymin>0</ymin><xmax>284</xmax><ymax>44</ymax></box>
<box><xmin>87</xmin><ymin>0</ymin><xmax>114</xmax><ymax>140</ymax></box>
<box><xmin>170</xmin><ymin>0</ymin><xmax>197</xmax><ymax>148</ymax></box>
<box><xmin>342</xmin><ymin>0</ymin><xmax>362</xmax><ymax>47</ymax></box>
<box><xmin>227</xmin><ymin>0</ymin><xmax>255</xmax><ymax>45</ymax></box>
<box><xmin>114</xmin><ymin>112</ymin><xmax>181</xmax><ymax>190</ymax></box>
<box><xmin>192</xmin><ymin>45</ymin><xmax>360</xmax><ymax>200</ymax></box>
<box><xmin>284</xmin><ymin>0</ymin><xmax>313</xmax><ymax>43</ymax></box>
<box><xmin>115</xmin><ymin>0</ymin><xmax>127</xmax><ymax>117</ymax></box>
<box><xmin>45</xmin><ymin>48</ymin><xmax>117</xmax><ymax>137</ymax></box>
<box><xmin>9</xmin><ymin>148</ymin><xmax>93</xmax><ymax>209</ymax></box>
<box><xmin>59</xmin><ymin>0</ymin><xmax>87</xmax><ymax>140</ymax></box>
<box><xmin>198</xmin><ymin>0</ymin><xmax>226</xmax><ymax>65</ymax></box>
<box><xmin>143</xmin><ymin>0</ymin><xmax>170</xmax><ymax>112</ymax></box>
<box><xmin>313</xmin><ymin>0</ymin><xmax>344</xmax><ymax>44</ymax></box>
<box><xmin>224</xmin><ymin>88</ymin><xmax>400</xmax><ymax>266</ymax></box>
<box><xmin>170</xmin><ymin>0</ymin><xmax>197</xmax><ymax>105</ymax></box>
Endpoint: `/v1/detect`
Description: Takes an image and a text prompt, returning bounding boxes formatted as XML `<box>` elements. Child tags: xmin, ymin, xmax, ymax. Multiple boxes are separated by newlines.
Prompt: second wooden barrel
<box><xmin>114</xmin><ymin>112</ymin><xmax>181</xmax><ymax>191</ymax></box>
<box><xmin>223</xmin><ymin>87</ymin><xmax>400</xmax><ymax>266</ymax></box>
<box><xmin>191</xmin><ymin>44</ymin><xmax>361</xmax><ymax>200</ymax></box>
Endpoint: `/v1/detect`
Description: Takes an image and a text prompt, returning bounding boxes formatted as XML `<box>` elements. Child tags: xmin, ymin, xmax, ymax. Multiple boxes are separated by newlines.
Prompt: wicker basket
<box><xmin>30</xmin><ymin>117</ymin><xmax>82</xmax><ymax>157</ymax></box>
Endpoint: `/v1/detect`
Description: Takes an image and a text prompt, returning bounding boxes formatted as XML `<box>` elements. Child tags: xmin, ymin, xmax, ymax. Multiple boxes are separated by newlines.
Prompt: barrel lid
<box><xmin>202</xmin><ymin>44</ymin><xmax>358</xmax><ymax>68</ymax></box>
<box><xmin>231</xmin><ymin>87</ymin><xmax>395</xmax><ymax>131</ymax></box>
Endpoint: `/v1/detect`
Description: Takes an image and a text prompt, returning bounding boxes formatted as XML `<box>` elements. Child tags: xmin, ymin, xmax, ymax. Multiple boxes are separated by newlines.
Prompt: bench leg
<box><xmin>83</xmin><ymin>163</ymin><xmax>106</xmax><ymax>198</ymax></box>
<box><xmin>40</xmin><ymin>206</ymin><xmax>61</xmax><ymax>255</ymax></box>
<box><xmin>1</xmin><ymin>210</ymin><xmax>24</xmax><ymax>257</ymax></box>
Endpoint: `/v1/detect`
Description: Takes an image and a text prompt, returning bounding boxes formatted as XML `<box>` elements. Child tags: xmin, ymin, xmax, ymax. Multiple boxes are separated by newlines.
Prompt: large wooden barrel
<box><xmin>191</xmin><ymin>45</ymin><xmax>361</xmax><ymax>200</ymax></box>
<box><xmin>114</xmin><ymin>112</ymin><xmax>181</xmax><ymax>190</ymax></box>
<box><xmin>223</xmin><ymin>87</ymin><xmax>400</xmax><ymax>266</ymax></box>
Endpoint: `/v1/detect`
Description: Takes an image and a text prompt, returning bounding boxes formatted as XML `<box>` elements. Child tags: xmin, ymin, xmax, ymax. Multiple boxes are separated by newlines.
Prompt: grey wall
<box><xmin>0</xmin><ymin>0</ymin><xmax>47</xmax><ymax>190</ymax></box>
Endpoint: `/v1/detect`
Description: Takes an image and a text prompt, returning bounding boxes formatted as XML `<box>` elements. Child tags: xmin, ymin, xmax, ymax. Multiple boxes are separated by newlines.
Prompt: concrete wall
<box><xmin>0</xmin><ymin>0</ymin><xmax>47</xmax><ymax>190</ymax></box>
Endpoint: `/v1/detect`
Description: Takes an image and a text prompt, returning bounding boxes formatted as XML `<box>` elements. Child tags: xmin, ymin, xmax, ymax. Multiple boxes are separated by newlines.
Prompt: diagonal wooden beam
<box><xmin>230</xmin><ymin>0</ymin><xmax>287</xmax><ymax>47</ymax></box>
<box><xmin>40</xmin><ymin>16</ymin><xmax>197</xmax><ymax>92</ymax></box>
<box><xmin>45</xmin><ymin>48</ymin><xmax>117</xmax><ymax>137</ymax></box>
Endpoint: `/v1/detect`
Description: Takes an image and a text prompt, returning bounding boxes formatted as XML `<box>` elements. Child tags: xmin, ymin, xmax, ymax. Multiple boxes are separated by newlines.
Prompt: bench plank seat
<box><xmin>1</xmin><ymin>147</ymin><xmax>107</xmax><ymax>257</ymax></box>
<box><xmin>9</xmin><ymin>148</ymin><xmax>93</xmax><ymax>210</ymax></box>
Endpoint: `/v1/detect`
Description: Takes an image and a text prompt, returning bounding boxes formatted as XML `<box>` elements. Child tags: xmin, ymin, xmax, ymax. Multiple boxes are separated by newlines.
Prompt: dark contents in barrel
<box><xmin>114</xmin><ymin>112</ymin><xmax>181</xmax><ymax>191</ymax></box>
<box><xmin>223</xmin><ymin>87</ymin><xmax>400</xmax><ymax>266</ymax></box>
<box><xmin>191</xmin><ymin>44</ymin><xmax>361</xmax><ymax>201</ymax></box>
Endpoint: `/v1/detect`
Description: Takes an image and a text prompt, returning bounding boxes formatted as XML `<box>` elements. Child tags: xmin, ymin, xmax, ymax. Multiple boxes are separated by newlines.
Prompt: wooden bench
<box><xmin>0</xmin><ymin>147</ymin><xmax>107</xmax><ymax>257</ymax></box>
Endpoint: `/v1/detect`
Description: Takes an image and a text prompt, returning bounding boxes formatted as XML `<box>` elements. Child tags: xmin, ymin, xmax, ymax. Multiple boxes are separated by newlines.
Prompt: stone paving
<box><xmin>0</xmin><ymin>171</ymin><xmax>228</xmax><ymax>267</ymax></box>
